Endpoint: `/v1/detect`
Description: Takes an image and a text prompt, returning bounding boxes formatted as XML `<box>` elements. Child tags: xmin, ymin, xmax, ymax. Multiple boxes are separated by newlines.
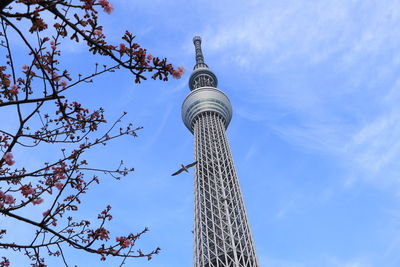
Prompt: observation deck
<box><xmin>181</xmin><ymin>36</ymin><xmax>232</xmax><ymax>133</ymax></box>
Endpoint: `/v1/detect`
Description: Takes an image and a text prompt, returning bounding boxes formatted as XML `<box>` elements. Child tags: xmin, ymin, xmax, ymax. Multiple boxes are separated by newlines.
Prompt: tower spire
<box><xmin>189</xmin><ymin>37</ymin><xmax>218</xmax><ymax>91</ymax></box>
<box><xmin>193</xmin><ymin>36</ymin><xmax>208</xmax><ymax>69</ymax></box>
<box><xmin>182</xmin><ymin>37</ymin><xmax>259</xmax><ymax>267</ymax></box>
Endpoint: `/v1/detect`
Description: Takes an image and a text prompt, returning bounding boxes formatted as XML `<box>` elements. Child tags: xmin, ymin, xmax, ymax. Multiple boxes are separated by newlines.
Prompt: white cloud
<box><xmin>194</xmin><ymin>0</ymin><xmax>400</xmax><ymax>190</ymax></box>
<box><xmin>341</xmin><ymin>79</ymin><xmax>400</xmax><ymax>187</ymax></box>
<box><xmin>203</xmin><ymin>0</ymin><xmax>400</xmax><ymax>69</ymax></box>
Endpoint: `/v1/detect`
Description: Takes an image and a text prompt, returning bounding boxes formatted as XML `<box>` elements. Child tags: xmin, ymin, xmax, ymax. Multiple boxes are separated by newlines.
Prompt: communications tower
<box><xmin>182</xmin><ymin>36</ymin><xmax>259</xmax><ymax>267</ymax></box>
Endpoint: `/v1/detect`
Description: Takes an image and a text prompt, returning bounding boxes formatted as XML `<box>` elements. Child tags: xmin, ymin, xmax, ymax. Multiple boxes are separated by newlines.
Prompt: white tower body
<box><xmin>182</xmin><ymin>37</ymin><xmax>259</xmax><ymax>267</ymax></box>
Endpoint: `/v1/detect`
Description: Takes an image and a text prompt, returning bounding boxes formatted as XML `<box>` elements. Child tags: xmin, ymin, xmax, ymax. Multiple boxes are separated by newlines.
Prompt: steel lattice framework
<box><xmin>182</xmin><ymin>37</ymin><xmax>259</xmax><ymax>267</ymax></box>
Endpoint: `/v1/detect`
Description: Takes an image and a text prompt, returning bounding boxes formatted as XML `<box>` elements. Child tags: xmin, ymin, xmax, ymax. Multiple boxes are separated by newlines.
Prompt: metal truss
<box><xmin>192</xmin><ymin>112</ymin><xmax>259</xmax><ymax>267</ymax></box>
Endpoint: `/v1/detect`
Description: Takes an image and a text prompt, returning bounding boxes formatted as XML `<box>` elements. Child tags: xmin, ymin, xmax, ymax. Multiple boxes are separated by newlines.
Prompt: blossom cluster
<box><xmin>98</xmin><ymin>0</ymin><xmax>114</xmax><ymax>14</ymax></box>
<box><xmin>2</xmin><ymin>152</ymin><xmax>15</xmax><ymax>166</ymax></box>
<box><xmin>0</xmin><ymin>0</ymin><xmax>176</xmax><ymax>264</ymax></box>
<box><xmin>20</xmin><ymin>184</ymin><xmax>35</xmax><ymax>198</ymax></box>
<box><xmin>0</xmin><ymin>257</ymin><xmax>10</xmax><ymax>267</ymax></box>
<box><xmin>116</xmin><ymin>236</ymin><xmax>132</xmax><ymax>248</ymax></box>
<box><xmin>88</xmin><ymin>227</ymin><xmax>110</xmax><ymax>241</ymax></box>
<box><xmin>0</xmin><ymin>66</ymin><xmax>22</xmax><ymax>100</ymax></box>
<box><xmin>9</xmin><ymin>85</ymin><xmax>18</xmax><ymax>95</ymax></box>
<box><xmin>0</xmin><ymin>191</ymin><xmax>15</xmax><ymax>208</ymax></box>
<box><xmin>0</xmin><ymin>135</ymin><xmax>9</xmax><ymax>150</ymax></box>
<box><xmin>172</xmin><ymin>66</ymin><xmax>185</xmax><ymax>79</ymax></box>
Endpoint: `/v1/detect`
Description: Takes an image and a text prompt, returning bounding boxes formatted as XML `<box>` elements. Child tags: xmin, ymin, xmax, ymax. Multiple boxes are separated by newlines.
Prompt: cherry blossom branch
<box><xmin>1</xmin><ymin>209</ymin><xmax>159</xmax><ymax>259</ymax></box>
<box><xmin>0</xmin><ymin>0</ymin><xmax>14</xmax><ymax>12</ymax></box>
<box><xmin>58</xmin><ymin>63</ymin><xmax>121</xmax><ymax>93</ymax></box>
<box><xmin>0</xmin><ymin>1</ymin><xmax>179</xmax><ymax>265</ymax></box>
<box><xmin>0</xmin><ymin>95</ymin><xmax>65</xmax><ymax>107</ymax></box>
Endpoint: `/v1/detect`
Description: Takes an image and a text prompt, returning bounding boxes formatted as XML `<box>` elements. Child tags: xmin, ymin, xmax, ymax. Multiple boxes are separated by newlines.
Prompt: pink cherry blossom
<box><xmin>60</xmin><ymin>80</ymin><xmax>67</xmax><ymax>88</ymax></box>
<box><xmin>116</xmin><ymin>236</ymin><xmax>132</xmax><ymax>248</ymax></box>
<box><xmin>0</xmin><ymin>191</ymin><xmax>8</xmax><ymax>208</ymax></box>
<box><xmin>55</xmin><ymin>182</ymin><xmax>64</xmax><ymax>190</ymax></box>
<box><xmin>20</xmin><ymin>184</ymin><xmax>35</xmax><ymax>198</ymax></box>
<box><xmin>94</xmin><ymin>29</ymin><xmax>102</xmax><ymax>35</ymax></box>
<box><xmin>32</xmin><ymin>197</ymin><xmax>44</xmax><ymax>205</ymax></box>
<box><xmin>119</xmin><ymin>43</ymin><xmax>126</xmax><ymax>56</ymax></box>
<box><xmin>10</xmin><ymin>84</ymin><xmax>18</xmax><ymax>95</ymax></box>
<box><xmin>4</xmin><ymin>194</ymin><xmax>15</xmax><ymax>205</ymax></box>
<box><xmin>3</xmin><ymin>152</ymin><xmax>15</xmax><ymax>166</ymax></box>
<box><xmin>52</xmin><ymin>73</ymin><xmax>61</xmax><ymax>82</ymax></box>
<box><xmin>147</xmin><ymin>54</ymin><xmax>153</xmax><ymax>60</ymax></box>
<box><xmin>42</xmin><ymin>209</ymin><xmax>50</xmax><ymax>216</ymax></box>
<box><xmin>3</xmin><ymin>152</ymin><xmax>12</xmax><ymax>161</ymax></box>
<box><xmin>122</xmin><ymin>239</ymin><xmax>131</xmax><ymax>248</ymax></box>
<box><xmin>172</xmin><ymin>66</ymin><xmax>185</xmax><ymax>79</ymax></box>
<box><xmin>103</xmin><ymin>5</ymin><xmax>114</xmax><ymax>14</ymax></box>
<box><xmin>99</xmin><ymin>0</ymin><xmax>114</xmax><ymax>14</ymax></box>
<box><xmin>22</xmin><ymin>64</ymin><xmax>29</xmax><ymax>70</ymax></box>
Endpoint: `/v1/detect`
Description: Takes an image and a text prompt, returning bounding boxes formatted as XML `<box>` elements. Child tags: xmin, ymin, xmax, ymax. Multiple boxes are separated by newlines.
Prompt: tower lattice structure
<box><xmin>182</xmin><ymin>36</ymin><xmax>259</xmax><ymax>267</ymax></box>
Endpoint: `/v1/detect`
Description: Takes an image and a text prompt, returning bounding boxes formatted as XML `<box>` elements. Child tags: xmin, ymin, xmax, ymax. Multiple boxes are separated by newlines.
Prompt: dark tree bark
<box><xmin>0</xmin><ymin>0</ymin><xmax>14</xmax><ymax>12</ymax></box>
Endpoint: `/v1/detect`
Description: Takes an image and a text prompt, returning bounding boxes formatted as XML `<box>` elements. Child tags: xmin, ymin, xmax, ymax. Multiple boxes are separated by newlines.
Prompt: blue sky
<box><xmin>2</xmin><ymin>0</ymin><xmax>400</xmax><ymax>266</ymax></box>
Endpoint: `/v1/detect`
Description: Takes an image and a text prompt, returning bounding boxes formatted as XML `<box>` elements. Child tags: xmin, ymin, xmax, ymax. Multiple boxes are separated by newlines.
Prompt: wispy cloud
<box><xmin>203</xmin><ymin>0</ymin><xmax>400</xmax><ymax>69</ymax></box>
<box><xmin>193</xmin><ymin>0</ymin><xmax>400</xmax><ymax>190</ymax></box>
